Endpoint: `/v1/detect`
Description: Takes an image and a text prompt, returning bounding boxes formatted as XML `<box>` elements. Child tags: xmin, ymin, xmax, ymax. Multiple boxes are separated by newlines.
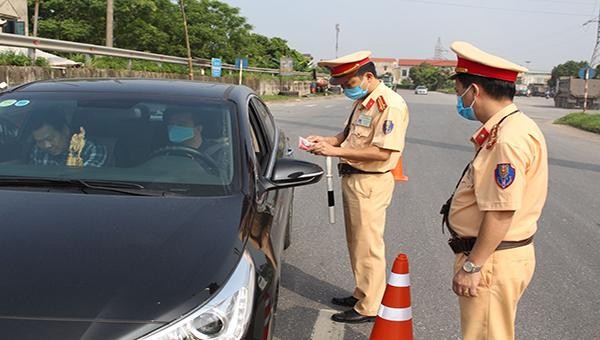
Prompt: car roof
<box><xmin>9</xmin><ymin>78</ymin><xmax>254</xmax><ymax>102</ymax></box>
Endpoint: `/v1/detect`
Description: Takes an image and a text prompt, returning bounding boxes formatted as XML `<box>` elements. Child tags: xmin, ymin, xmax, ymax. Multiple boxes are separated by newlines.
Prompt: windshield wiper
<box><xmin>0</xmin><ymin>177</ymin><xmax>168</xmax><ymax>196</ymax></box>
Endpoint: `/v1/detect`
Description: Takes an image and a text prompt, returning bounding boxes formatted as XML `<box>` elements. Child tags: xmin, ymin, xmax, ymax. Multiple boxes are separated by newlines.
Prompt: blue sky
<box><xmin>222</xmin><ymin>0</ymin><xmax>599</xmax><ymax>71</ymax></box>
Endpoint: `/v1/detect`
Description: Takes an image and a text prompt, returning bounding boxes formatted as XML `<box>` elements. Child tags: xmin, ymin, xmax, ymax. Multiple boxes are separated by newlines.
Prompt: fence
<box><xmin>0</xmin><ymin>33</ymin><xmax>313</xmax><ymax>76</ymax></box>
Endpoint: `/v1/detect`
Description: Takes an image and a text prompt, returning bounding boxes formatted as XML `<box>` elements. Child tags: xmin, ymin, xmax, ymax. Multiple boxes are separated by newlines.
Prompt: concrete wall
<box><xmin>0</xmin><ymin>66</ymin><xmax>312</xmax><ymax>96</ymax></box>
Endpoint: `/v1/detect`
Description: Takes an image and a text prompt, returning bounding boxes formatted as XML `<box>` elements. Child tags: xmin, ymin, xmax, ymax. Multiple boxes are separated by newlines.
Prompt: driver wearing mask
<box><xmin>165</xmin><ymin>109</ymin><xmax>205</xmax><ymax>149</ymax></box>
<box><xmin>163</xmin><ymin>108</ymin><xmax>224</xmax><ymax>167</ymax></box>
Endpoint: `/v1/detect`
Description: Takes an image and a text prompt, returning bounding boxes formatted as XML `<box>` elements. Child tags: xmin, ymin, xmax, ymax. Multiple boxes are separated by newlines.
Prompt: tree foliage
<box><xmin>408</xmin><ymin>63</ymin><xmax>451</xmax><ymax>90</ymax></box>
<box><xmin>548</xmin><ymin>60</ymin><xmax>589</xmax><ymax>85</ymax></box>
<box><xmin>28</xmin><ymin>0</ymin><xmax>311</xmax><ymax>71</ymax></box>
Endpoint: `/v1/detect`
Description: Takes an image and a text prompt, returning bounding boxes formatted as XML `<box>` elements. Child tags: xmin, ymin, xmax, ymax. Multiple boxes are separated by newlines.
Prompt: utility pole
<box><xmin>179</xmin><ymin>0</ymin><xmax>194</xmax><ymax>80</ymax></box>
<box><xmin>335</xmin><ymin>24</ymin><xmax>340</xmax><ymax>58</ymax></box>
<box><xmin>106</xmin><ymin>0</ymin><xmax>113</xmax><ymax>47</ymax></box>
<box><xmin>583</xmin><ymin>7</ymin><xmax>600</xmax><ymax>112</ymax></box>
<box><xmin>32</xmin><ymin>0</ymin><xmax>40</xmax><ymax>37</ymax></box>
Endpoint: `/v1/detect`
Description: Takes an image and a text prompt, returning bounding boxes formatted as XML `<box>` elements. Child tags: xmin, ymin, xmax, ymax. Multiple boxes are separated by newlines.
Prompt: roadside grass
<box><xmin>436</xmin><ymin>88</ymin><xmax>455</xmax><ymax>95</ymax></box>
<box><xmin>555</xmin><ymin>112</ymin><xmax>600</xmax><ymax>134</ymax></box>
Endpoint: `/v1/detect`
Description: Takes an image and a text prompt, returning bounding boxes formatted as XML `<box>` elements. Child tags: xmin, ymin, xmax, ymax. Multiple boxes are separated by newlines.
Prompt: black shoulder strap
<box><xmin>342</xmin><ymin>103</ymin><xmax>361</xmax><ymax>140</ymax></box>
<box><xmin>441</xmin><ymin>109</ymin><xmax>519</xmax><ymax>235</ymax></box>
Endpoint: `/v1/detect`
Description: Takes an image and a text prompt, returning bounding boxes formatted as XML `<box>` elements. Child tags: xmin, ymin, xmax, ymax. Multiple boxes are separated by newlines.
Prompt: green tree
<box><xmin>548</xmin><ymin>60</ymin><xmax>588</xmax><ymax>85</ymax></box>
<box><xmin>28</xmin><ymin>0</ymin><xmax>310</xmax><ymax>71</ymax></box>
<box><xmin>409</xmin><ymin>63</ymin><xmax>450</xmax><ymax>90</ymax></box>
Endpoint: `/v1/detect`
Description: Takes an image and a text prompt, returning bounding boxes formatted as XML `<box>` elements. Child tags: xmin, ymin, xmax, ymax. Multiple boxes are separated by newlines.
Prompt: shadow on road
<box><xmin>281</xmin><ymin>262</ymin><xmax>350</xmax><ymax>305</ymax></box>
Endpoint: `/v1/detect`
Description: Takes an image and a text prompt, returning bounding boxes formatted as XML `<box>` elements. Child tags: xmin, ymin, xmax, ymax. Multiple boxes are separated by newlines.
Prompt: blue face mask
<box><xmin>343</xmin><ymin>78</ymin><xmax>369</xmax><ymax>100</ymax></box>
<box><xmin>168</xmin><ymin>125</ymin><xmax>195</xmax><ymax>143</ymax></box>
<box><xmin>456</xmin><ymin>85</ymin><xmax>478</xmax><ymax>121</ymax></box>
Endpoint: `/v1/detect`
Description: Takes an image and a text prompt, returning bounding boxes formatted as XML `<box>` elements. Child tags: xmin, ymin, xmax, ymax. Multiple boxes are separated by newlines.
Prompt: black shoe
<box><xmin>331</xmin><ymin>309</ymin><xmax>376</xmax><ymax>324</ymax></box>
<box><xmin>331</xmin><ymin>296</ymin><xmax>358</xmax><ymax>307</ymax></box>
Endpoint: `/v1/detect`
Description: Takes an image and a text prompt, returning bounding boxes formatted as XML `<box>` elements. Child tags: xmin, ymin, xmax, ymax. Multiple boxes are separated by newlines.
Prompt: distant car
<box><xmin>515</xmin><ymin>84</ymin><xmax>529</xmax><ymax>97</ymax></box>
<box><xmin>0</xmin><ymin>78</ymin><xmax>323</xmax><ymax>340</ymax></box>
<box><xmin>415</xmin><ymin>86</ymin><xmax>428</xmax><ymax>95</ymax></box>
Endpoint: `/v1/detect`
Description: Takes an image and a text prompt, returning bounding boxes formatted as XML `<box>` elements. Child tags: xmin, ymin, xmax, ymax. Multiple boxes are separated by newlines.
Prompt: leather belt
<box><xmin>448</xmin><ymin>235</ymin><xmax>534</xmax><ymax>255</ymax></box>
<box><xmin>337</xmin><ymin>163</ymin><xmax>390</xmax><ymax>176</ymax></box>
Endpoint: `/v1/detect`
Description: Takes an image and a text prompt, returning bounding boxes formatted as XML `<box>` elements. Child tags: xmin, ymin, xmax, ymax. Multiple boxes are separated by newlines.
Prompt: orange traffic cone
<box><xmin>370</xmin><ymin>253</ymin><xmax>413</xmax><ymax>340</ymax></box>
<box><xmin>391</xmin><ymin>157</ymin><xmax>408</xmax><ymax>182</ymax></box>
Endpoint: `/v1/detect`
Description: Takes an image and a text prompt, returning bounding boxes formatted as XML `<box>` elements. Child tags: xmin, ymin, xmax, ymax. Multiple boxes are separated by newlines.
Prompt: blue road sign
<box><xmin>579</xmin><ymin>67</ymin><xmax>596</xmax><ymax>80</ymax></box>
<box><xmin>211</xmin><ymin>58</ymin><xmax>222</xmax><ymax>77</ymax></box>
<box><xmin>235</xmin><ymin>58</ymin><xmax>249</xmax><ymax>70</ymax></box>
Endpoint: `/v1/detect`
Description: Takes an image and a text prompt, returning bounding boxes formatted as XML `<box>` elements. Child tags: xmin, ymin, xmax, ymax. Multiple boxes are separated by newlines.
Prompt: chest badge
<box><xmin>356</xmin><ymin>114</ymin><xmax>372</xmax><ymax>127</ymax></box>
<box><xmin>495</xmin><ymin>163</ymin><xmax>515</xmax><ymax>189</ymax></box>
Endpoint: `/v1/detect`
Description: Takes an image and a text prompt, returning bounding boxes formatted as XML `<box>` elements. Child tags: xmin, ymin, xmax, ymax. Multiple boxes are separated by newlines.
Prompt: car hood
<box><xmin>0</xmin><ymin>190</ymin><xmax>248</xmax><ymax>339</ymax></box>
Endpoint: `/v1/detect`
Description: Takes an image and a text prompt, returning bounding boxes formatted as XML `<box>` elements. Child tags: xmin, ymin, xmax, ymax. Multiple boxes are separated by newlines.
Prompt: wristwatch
<box><xmin>462</xmin><ymin>261</ymin><xmax>481</xmax><ymax>273</ymax></box>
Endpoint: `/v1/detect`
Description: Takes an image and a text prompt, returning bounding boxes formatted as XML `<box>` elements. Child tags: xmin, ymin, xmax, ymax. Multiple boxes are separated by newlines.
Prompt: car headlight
<box><xmin>140</xmin><ymin>250</ymin><xmax>256</xmax><ymax>340</ymax></box>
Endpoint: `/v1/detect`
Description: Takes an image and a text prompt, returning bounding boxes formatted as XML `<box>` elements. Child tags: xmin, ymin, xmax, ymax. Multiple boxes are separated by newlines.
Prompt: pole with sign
<box><xmin>238</xmin><ymin>58</ymin><xmax>243</xmax><ymax>85</ymax></box>
<box><xmin>235</xmin><ymin>58</ymin><xmax>248</xmax><ymax>85</ymax></box>
<box><xmin>211</xmin><ymin>58</ymin><xmax>222</xmax><ymax>78</ymax></box>
<box><xmin>584</xmin><ymin>68</ymin><xmax>589</xmax><ymax>113</ymax></box>
<box><xmin>580</xmin><ymin>67</ymin><xmax>596</xmax><ymax>113</ymax></box>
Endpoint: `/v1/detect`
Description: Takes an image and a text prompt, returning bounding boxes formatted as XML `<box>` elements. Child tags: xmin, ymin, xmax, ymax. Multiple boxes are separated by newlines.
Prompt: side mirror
<box><xmin>263</xmin><ymin>158</ymin><xmax>323</xmax><ymax>191</ymax></box>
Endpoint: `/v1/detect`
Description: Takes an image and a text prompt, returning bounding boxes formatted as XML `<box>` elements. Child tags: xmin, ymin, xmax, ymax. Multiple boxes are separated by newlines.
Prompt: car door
<box><xmin>248</xmin><ymin>96</ymin><xmax>291</xmax><ymax>266</ymax></box>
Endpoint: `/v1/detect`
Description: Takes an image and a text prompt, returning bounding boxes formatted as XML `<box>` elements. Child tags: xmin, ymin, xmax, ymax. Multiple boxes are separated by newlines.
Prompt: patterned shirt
<box><xmin>30</xmin><ymin>140</ymin><xmax>108</xmax><ymax>167</ymax></box>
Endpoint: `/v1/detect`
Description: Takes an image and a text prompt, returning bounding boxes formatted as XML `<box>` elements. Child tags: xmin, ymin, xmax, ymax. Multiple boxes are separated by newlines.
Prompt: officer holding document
<box><xmin>305</xmin><ymin>51</ymin><xmax>409</xmax><ymax>323</ymax></box>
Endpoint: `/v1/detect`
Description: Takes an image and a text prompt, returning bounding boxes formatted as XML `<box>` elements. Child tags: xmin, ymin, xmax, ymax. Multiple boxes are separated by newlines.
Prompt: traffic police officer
<box><xmin>441</xmin><ymin>41</ymin><xmax>548</xmax><ymax>339</ymax></box>
<box><xmin>307</xmin><ymin>51</ymin><xmax>409</xmax><ymax>323</ymax></box>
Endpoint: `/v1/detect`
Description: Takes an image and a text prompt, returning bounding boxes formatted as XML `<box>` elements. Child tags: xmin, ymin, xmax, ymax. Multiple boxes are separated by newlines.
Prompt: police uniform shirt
<box><xmin>340</xmin><ymin>82</ymin><xmax>409</xmax><ymax>172</ymax></box>
<box><xmin>449</xmin><ymin>103</ymin><xmax>548</xmax><ymax>241</ymax></box>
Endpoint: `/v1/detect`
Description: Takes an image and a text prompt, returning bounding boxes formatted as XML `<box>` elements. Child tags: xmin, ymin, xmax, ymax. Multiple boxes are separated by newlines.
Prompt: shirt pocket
<box><xmin>352</xmin><ymin>125</ymin><xmax>372</xmax><ymax>138</ymax></box>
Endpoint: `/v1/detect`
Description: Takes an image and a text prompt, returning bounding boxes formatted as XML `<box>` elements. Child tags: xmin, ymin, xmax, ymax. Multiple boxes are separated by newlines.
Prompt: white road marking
<box><xmin>324</xmin><ymin>105</ymin><xmax>334</xmax><ymax>108</ymax></box>
<box><xmin>310</xmin><ymin>309</ymin><xmax>345</xmax><ymax>340</ymax></box>
<box><xmin>305</xmin><ymin>104</ymin><xmax>317</xmax><ymax>107</ymax></box>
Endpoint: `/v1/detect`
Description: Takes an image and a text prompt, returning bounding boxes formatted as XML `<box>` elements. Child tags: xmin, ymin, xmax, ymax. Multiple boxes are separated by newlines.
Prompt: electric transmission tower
<box><xmin>434</xmin><ymin>37</ymin><xmax>448</xmax><ymax>60</ymax></box>
<box><xmin>335</xmin><ymin>24</ymin><xmax>340</xmax><ymax>58</ymax></box>
<box><xmin>584</xmin><ymin>7</ymin><xmax>600</xmax><ymax>67</ymax></box>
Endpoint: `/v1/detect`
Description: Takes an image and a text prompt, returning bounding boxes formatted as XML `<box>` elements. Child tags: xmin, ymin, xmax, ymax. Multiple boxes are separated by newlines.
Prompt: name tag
<box><xmin>356</xmin><ymin>114</ymin><xmax>372</xmax><ymax>127</ymax></box>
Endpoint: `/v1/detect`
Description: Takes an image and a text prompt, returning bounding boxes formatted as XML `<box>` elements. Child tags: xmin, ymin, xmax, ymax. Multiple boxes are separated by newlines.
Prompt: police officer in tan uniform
<box><xmin>307</xmin><ymin>51</ymin><xmax>409</xmax><ymax>323</ymax></box>
<box><xmin>441</xmin><ymin>42</ymin><xmax>548</xmax><ymax>339</ymax></box>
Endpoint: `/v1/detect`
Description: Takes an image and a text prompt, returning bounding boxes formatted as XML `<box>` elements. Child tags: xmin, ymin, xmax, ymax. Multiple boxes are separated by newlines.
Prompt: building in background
<box><xmin>519</xmin><ymin>71</ymin><xmax>551</xmax><ymax>86</ymax></box>
<box><xmin>371</xmin><ymin>57</ymin><xmax>397</xmax><ymax>76</ymax></box>
<box><xmin>0</xmin><ymin>0</ymin><xmax>28</xmax><ymax>35</ymax></box>
<box><xmin>395</xmin><ymin>59</ymin><xmax>457</xmax><ymax>82</ymax></box>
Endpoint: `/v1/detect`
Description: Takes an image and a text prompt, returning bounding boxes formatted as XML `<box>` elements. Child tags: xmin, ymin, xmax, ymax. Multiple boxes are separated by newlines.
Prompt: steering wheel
<box><xmin>150</xmin><ymin>145</ymin><xmax>220</xmax><ymax>176</ymax></box>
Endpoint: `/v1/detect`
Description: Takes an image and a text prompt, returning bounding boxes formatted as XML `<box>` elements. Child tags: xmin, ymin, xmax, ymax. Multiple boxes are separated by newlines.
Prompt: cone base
<box><xmin>370</xmin><ymin>317</ymin><xmax>413</xmax><ymax>340</ymax></box>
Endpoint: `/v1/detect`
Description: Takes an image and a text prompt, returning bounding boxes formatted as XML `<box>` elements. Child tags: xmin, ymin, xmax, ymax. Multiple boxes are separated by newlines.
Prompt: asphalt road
<box><xmin>269</xmin><ymin>90</ymin><xmax>600</xmax><ymax>340</ymax></box>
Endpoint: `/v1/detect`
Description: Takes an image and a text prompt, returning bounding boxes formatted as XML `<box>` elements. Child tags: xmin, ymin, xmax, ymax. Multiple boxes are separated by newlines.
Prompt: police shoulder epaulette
<box><xmin>376</xmin><ymin>96</ymin><xmax>387</xmax><ymax>112</ymax></box>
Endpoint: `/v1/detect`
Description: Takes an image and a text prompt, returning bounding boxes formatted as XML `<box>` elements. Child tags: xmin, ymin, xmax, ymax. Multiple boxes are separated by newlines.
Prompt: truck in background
<box><xmin>528</xmin><ymin>83</ymin><xmax>548</xmax><ymax>97</ymax></box>
<box><xmin>554</xmin><ymin>76</ymin><xmax>600</xmax><ymax>109</ymax></box>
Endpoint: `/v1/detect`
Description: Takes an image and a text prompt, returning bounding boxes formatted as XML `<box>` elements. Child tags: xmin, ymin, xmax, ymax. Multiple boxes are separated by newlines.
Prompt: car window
<box><xmin>248</xmin><ymin>103</ymin><xmax>270</xmax><ymax>172</ymax></box>
<box><xmin>0</xmin><ymin>92</ymin><xmax>239</xmax><ymax>196</ymax></box>
<box><xmin>250</xmin><ymin>97</ymin><xmax>276</xmax><ymax>147</ymax></box>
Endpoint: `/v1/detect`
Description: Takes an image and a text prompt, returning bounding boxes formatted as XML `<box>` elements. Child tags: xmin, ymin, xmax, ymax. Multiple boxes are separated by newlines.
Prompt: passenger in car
<box><xmin>28</xmin><ymin>112</ymin><xmax>108</xmax><ymax>167</ymax></box>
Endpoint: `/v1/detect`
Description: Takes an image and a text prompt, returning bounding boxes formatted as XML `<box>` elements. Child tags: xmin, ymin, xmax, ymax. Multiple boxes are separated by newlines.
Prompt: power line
<box><xmin>399</xmin><ymin>0</ymin><xmax>592</xmax><ymax>17</ymax></box>
<box><xmin>525</xmin><ymin>0</ymin><xmax>597</xmax><ymax>5</ymax></box>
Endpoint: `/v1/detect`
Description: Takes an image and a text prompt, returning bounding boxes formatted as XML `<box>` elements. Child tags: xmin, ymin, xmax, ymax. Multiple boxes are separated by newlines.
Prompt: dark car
<box><xmin>0</xmin><ymin>79</ymin><xmax>323</xmax><ymax>339</ymax></box>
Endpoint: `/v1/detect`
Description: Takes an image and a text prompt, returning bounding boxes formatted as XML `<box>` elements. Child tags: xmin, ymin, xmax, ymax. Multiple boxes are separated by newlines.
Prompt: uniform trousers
<box><xmin>454</xmin><ymin>243</ymin><xmax>536</xmax><ymax>340</ymax></box>
<box><xmin>341</xmin><ymin>171</ymin><xmax>394</xmax><ymax>316</ymax></box>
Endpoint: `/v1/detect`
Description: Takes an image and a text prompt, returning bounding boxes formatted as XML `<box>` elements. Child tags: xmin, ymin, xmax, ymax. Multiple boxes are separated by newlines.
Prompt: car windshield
<box><xmin>0</xmin><ymin>91</ymin><xmax>239</xmax><ymax>196</ymax></box>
